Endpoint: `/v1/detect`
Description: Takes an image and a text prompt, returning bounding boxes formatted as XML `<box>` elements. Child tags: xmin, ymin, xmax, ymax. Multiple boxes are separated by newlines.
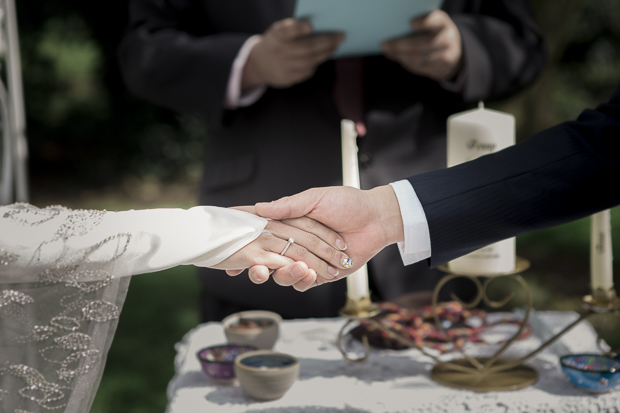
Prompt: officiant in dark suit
<box><xmin>118</xmin><ymin>0</ymin><xmax>546</xmax><ymax>321</ymax></box>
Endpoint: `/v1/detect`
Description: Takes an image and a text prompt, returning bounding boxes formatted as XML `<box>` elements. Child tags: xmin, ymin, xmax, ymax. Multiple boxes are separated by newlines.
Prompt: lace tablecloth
<box><xmin>166</xmin><ymin>311</ymin><xmax>619</xmax><ymax>413</ymax></box>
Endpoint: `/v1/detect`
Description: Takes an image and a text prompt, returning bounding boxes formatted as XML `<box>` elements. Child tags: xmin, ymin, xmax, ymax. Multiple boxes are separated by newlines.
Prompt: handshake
<box><xmin>213</xmin><ymin>86</ymin><xmax>620</xmax><ymax>293</ymax></box>
<box><xmin>214</xmin><ymin>185</ymin><xmax>404</xmax><ymax>292</ymax></box>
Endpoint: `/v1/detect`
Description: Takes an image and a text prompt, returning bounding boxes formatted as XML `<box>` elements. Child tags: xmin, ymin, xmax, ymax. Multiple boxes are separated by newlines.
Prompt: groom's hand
<box><xmin>254</xmin><ymin>185</ymin><xmax>405</xmax><ymax>291</ymax></box>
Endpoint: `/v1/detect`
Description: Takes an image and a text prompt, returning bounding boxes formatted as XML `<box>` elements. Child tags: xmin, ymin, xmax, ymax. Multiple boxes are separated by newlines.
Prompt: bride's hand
<box><xmin>217</xmin><ymin>206</ymin><xmax>352</xmax><ymax>291</ymax></box>
<box><xmin>213</xmin><ymin>232</ymin><xmax>316</xmax><ymax>287</ymax></box>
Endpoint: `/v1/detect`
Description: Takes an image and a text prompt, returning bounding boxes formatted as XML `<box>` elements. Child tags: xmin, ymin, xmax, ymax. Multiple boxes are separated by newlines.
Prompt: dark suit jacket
<box><xmin>119</xmin><ymin>0</ymin><xmax>545</xmax><ymax>318</ymax></box>
<box><xmin>409</xmin><ymin>86</ymin><xmax>620</xmax><ymax>268</ymax></box>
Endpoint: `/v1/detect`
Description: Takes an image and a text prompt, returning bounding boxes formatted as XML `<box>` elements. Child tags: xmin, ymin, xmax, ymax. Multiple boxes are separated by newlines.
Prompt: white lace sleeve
<box><xmin>0</xmin><ymin>203</ymin><xmax>267</xmax><ymax>412</ymax></box>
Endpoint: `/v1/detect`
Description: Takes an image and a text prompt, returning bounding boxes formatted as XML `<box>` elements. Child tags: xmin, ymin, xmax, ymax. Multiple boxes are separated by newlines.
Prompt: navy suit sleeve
<box><xmin>408</xmin><ymin>86</ymin><xmax>620</xmax><ymax>267</ymax></box>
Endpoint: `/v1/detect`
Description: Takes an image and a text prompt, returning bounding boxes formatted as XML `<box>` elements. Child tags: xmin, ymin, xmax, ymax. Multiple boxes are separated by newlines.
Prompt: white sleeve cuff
<box><xmin>389</xmin><ymin>180</ymin><xmax>431</xmax><ymax>266</ymax></box>
<box><xmin>225</xmin><ymin>35</ymin><xmax>267</xmax><ymax>109</ymax></box>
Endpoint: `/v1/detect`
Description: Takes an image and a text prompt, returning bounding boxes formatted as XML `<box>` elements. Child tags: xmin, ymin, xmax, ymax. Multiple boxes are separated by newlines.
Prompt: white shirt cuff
<box><xmin>389</xmin><ymin>180</ymin><xmax>431</xmax><ymax>266</ymax></box>
<box><xmin>225</xmin><ymin>35</ymin><xmax>267</xmax><ymax>109</ymax></box>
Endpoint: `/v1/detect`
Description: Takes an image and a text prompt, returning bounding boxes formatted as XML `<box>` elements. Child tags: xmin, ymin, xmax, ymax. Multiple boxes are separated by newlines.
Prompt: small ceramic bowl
<box><xmin>234</xmin><ymin>350</ymin><xmax>300</xmax><ymax>401</ymax></box>
<box><xmin>196</xmin><ymin>344</ymin><xmax>256</xmax><ymax>383</ymax></box>
<box><xmin>560</xmin><ymin>354</ymin><xmax>620</xmax><ymax>392</ymax></box>
<box><xmin>222</xmin><ymin>310</ymin><xmax>282</xmax><ymax>350</ymax></box>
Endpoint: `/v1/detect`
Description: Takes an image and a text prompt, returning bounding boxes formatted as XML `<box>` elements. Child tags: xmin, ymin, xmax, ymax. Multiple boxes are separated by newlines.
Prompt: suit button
<box><xmin>359</xmin><ymin>153</ymin><xmax>372</xmax><ymax>169</ymax></box>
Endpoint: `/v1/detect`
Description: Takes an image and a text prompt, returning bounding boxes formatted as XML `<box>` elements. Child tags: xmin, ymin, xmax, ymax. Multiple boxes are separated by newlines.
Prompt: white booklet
<box><xmin>294</xmin><ymin>0</ymin><xmax>441</xmax><ymax>58</ymax></box>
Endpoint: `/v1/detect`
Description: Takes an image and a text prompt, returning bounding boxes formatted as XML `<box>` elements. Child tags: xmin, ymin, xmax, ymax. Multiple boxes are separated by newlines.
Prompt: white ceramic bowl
<box><xmin>222</xmin><ymin>310</ymin><xmax>281</xmax><ymax>350</ymax></box>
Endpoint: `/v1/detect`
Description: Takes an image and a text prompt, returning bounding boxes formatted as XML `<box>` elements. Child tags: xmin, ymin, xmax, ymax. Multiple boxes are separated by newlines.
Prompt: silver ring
<box><xmin>280</xmin><ymin>237</ymin><xmax>294</xmax><ymax>256</ymax></box>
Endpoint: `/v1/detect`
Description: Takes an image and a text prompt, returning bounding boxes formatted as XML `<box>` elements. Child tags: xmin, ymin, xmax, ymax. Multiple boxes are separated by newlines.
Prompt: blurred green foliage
<box><xmin>494</xmin><ymin>0</ymin><xmax>620</xmax><ymax>138</ymax></box>
<box><xmin>553</xmin><ymin>0</ymin><xmax>620</xmax><ymax>117</ymax></box>
<box><xmin>19</xmin><ymin>0</ymin><xmax>204</xmax><ymax>191</ymax></box>
<box><xmin>13</xmin><ymin>0</ymin><xmax>620</xmax><ymax>411</ymax></box>
<box><xmin>35</xmin><ymin>14</ymin><xmax>105</xmax><ymax>124</ymax></box>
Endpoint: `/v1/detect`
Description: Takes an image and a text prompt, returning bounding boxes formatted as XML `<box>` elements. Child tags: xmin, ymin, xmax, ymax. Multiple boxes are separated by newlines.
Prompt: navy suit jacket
<box><xmin>409</xmin><ymin>86</ymin><xmax>620</xmax><ymax>267</ymax></box>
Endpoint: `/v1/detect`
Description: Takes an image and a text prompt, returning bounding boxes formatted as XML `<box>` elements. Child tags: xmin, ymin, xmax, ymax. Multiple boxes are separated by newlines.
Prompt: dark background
<box><xmin>12</xmin><ymin>0</ymin><xmax>620</xmax><ymax>411</ymax></box>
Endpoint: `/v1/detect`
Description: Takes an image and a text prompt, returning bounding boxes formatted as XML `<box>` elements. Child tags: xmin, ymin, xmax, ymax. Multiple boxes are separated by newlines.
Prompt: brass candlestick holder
<box><xmin>336</xmin><ymin>257</ymin><xmax>620</xmax><ymax>392</ymax></box>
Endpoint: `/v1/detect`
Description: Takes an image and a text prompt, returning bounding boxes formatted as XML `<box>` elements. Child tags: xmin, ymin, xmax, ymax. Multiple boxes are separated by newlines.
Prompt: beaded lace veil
<box><xmin>0</xmin><ymin>203</ymin><xmax>266</xmax><ymax>412</ymax></box>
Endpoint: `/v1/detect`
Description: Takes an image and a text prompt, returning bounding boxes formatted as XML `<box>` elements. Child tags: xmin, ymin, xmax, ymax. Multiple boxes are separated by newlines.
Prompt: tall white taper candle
<box><xmin>591</xmin><ymin>209</ymin><xmax>614</xmax><ymax>291</ymax></box>
<box><xmin>341</xmin><ymin>119</ymin><xmax>370</xmax><ymax>300</ymax></box>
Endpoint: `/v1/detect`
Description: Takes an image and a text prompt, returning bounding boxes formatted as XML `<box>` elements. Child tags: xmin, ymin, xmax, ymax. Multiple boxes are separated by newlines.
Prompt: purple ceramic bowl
<box><xmin>197</xmin><ymin>344</ymin><xmax>256</xmax><ymax>382</ymax></box>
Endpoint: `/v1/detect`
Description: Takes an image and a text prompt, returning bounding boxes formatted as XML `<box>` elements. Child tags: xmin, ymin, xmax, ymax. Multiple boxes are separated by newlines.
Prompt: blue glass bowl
<box><xmin>197</xmin><ymin>344</ymin><xmax>256</xmax><ymax>382</ymax></box>
<box><xmin>560</xmin><ymin>354</ymin><xmax>620</xmax><ymax>392</ymax></box>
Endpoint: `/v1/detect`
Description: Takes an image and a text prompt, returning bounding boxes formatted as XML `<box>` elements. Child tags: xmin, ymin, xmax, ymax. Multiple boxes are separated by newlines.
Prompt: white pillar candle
<box><xmin>341</xmin><ymin>119</ymin><xmax>370</xmax><ymax>300</ymax></box>
<box><xmin>591</xmin><ymin>210</ymin><xmax>614</xmax><ymax>291</ymax></box>
<box><xmin>447</xmin><ymin>102</ymin><xmax>516</xmax><ymax>275</ymax></box>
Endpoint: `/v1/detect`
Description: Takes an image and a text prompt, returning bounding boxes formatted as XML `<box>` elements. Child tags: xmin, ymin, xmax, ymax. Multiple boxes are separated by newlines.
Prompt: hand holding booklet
<box><xmin>294</xmin><ymin>0</ymin><xmax>441</xmax><ymax>58</ymax></box>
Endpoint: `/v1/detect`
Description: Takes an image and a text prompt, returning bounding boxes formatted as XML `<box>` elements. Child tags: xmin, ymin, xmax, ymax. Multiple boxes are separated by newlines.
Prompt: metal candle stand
<box><xmin>336</xmin><ymin>257</ymin><xmax>620</xmax><ymax>392</ymax></box>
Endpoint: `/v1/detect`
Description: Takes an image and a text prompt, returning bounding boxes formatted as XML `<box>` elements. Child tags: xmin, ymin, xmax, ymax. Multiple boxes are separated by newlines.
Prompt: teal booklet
<box><xmin>294</xmin><ymin>0</ymin><xmax>441</xmax><ymax>58</ymax></box>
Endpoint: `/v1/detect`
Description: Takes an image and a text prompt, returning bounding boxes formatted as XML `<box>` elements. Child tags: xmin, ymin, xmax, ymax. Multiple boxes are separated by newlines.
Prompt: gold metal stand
<box><xmin>431</xmin><ymin>358</ymin><xmax>538</xmax><ymax>391</ymax></box>
<box><xmin>339</xmin><ymin>295</ymin><xmax>381</xmax><ymax>319</ymax></box>
<box><xmin>337</xmin><ymin>258</ymin><xmax>620</xmax><ymax>392</ymax></box>
<box><xmin>584</xmin><ymin>287</ymin><xmax>619</xmax><ymax>312</ymax></box>
<box><xmin>337</xmin><ymin>294</ymin><xmax>381</xmax><ymax>363</ymax></box>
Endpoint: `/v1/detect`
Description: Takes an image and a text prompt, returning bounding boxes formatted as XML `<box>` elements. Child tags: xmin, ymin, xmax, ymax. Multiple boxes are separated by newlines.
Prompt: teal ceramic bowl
<box><xmin>560</xmin><ymin>354</ymin><xmax>620</xmax><ymax>392</ymax></box>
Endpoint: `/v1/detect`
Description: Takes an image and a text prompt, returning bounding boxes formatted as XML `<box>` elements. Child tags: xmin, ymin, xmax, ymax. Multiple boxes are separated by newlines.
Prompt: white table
<box><xmin>166</xmin><ymin>311</ymin><xmax>619</xmax><ymax>413</ymax></box>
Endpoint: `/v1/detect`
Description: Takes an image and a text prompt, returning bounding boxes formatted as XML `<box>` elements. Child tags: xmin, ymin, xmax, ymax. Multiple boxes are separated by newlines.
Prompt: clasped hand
<box><xmin>213</xmin><ymin>206</ymin><xmax>353</xmax><ymax>292</ymax></box>
<box><xmin>381</xmin><ymin>10</ymin><xmax>463</xmax><ymax>82</ymax></box>
<box><xmin>242</xmin><ymin>18</ymin><xmax>344</xmax><ymax>90</ymax></box>
<box><xmin>217</xmin><ymin>185</ymin><xmax>405</xmax><ymax>292</ymax></box>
